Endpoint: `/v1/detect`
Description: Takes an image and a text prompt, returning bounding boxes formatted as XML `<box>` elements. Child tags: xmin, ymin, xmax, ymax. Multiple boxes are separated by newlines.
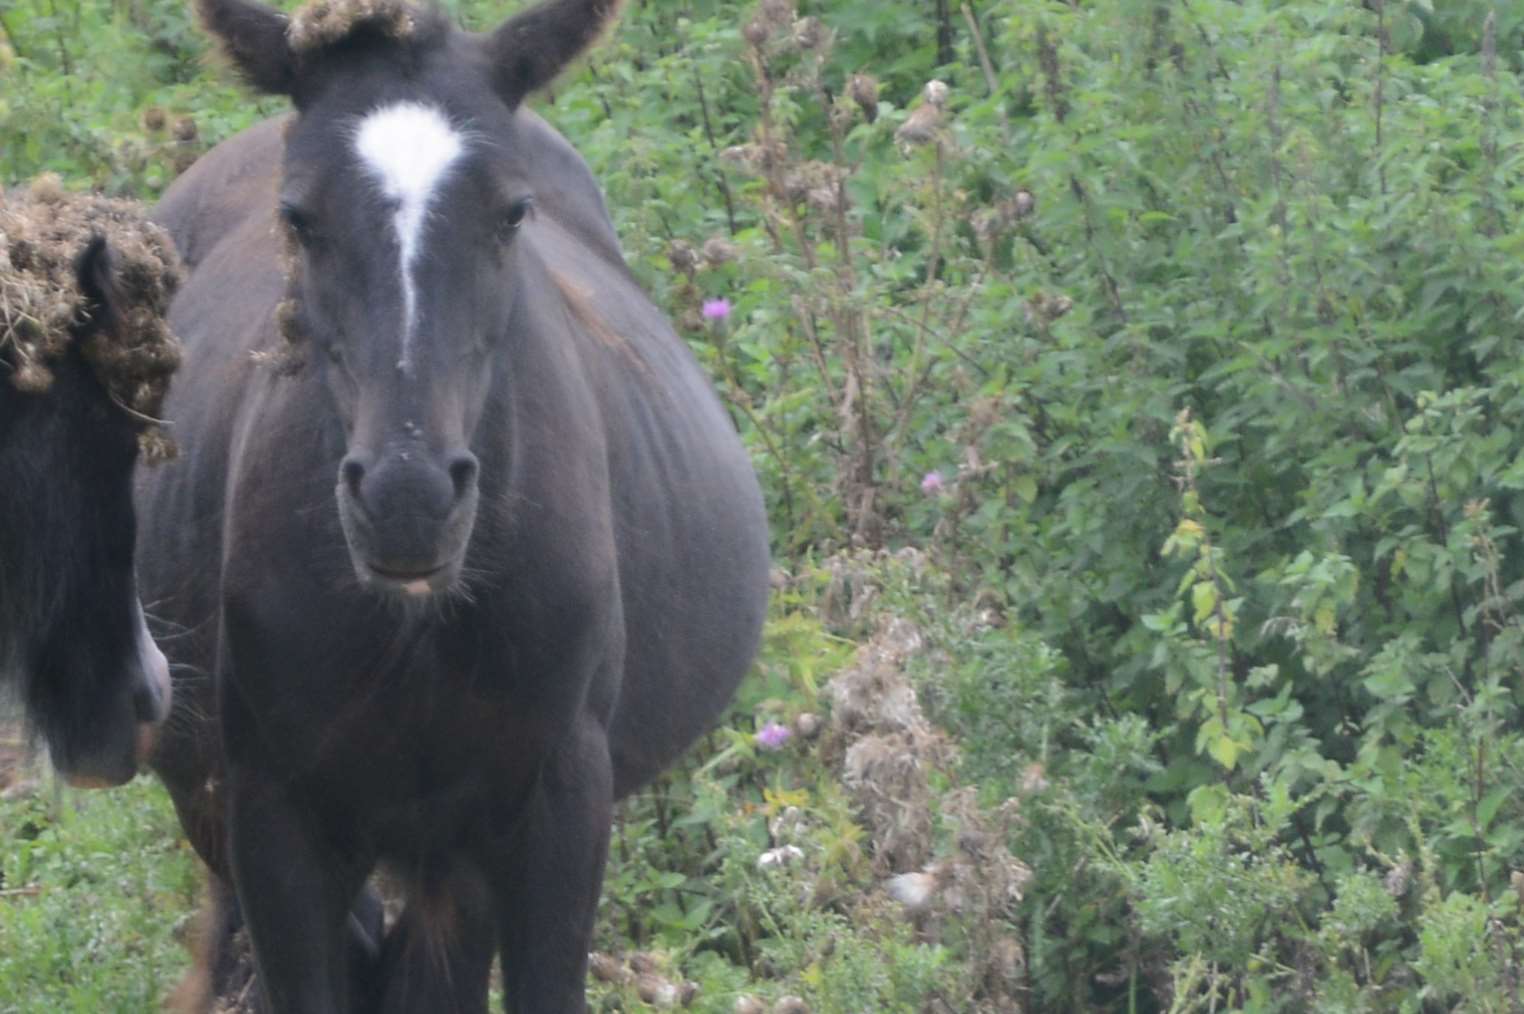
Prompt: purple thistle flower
<box><xmin>920</xmin><ymin>470</ymin><xmax>945</xmax><ymax>495</ymax></box>
<box><xmin>702</xmin><ymin>298</ymin><xmax>733</xmax><ymax>321</ymax></box>
<box><xmin>755</xmin><ymin>721</ymin><xmax>792</xmax><ymax>751</ymax></box>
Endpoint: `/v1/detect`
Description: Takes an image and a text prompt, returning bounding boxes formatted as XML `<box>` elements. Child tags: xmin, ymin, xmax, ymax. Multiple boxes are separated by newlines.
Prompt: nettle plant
<box><xmin>535</xmin><ymin>0</ymin><xmax>1524</xmax><ymax>1007</ymax></box>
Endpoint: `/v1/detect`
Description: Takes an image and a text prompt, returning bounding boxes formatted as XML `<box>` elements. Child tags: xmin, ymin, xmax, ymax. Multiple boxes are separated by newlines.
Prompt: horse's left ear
<box><xmin>74</xmin><ymin>235</ymin><xmax>121</xmax><ymax>338</ymax></box>
<box><xmin>485</xmin><ymin>0</ymin><xmax>624</xmax><ymax>109</ymax></box>
<box><xmin>198</xmin><ymin>0</ymin><xmax>297</xmax><ymax>95</ymax></box>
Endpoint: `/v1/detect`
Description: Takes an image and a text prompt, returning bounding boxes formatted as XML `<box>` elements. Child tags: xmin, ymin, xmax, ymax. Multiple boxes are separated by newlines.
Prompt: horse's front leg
<box><xmin>226</xmin><ymin>763</ymin><xmax>374</xmax><ymax>1014</ymax></box>
<box><xmin>482</xmin><ymin>714</ymin><xmax>613</xmax><ymax>1014</ymax></box>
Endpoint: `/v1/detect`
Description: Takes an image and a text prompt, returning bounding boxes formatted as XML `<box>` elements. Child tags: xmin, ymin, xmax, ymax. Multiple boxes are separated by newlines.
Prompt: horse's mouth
<box><xmin>362</xmin><ymin>561</ymin><xmax>451</xmax><ymax>596</ymax></box>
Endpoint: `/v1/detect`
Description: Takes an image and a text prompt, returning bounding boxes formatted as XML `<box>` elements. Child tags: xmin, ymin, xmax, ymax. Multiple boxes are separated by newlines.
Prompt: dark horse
<box><xmin>139</xmin><ymin>0</ymin><xmax>770</xmax><ymax>1009</ymax></box>
<box><xmin>2</xmin><ymin>231</ymin><xmax>172</xmax><ymax>787</ymax></box>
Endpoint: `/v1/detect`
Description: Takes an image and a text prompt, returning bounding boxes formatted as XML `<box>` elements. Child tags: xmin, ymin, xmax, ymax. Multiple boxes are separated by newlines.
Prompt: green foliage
<box><xmin>0</xmin><ymin>0</ymin><xmax>275</xmax><ymax>194</ymax></box>
<box><xmin>11</xmin><ymin>0</ymin><xmax>1524</xmax><ymax>1008</ymax></box>
<box><xmin>1413</xmin><ymin>891</ymin><xmax>1512</xmax><ymax>1010</ymax></box>
<box><xmin>1132</xmin><ymin>790</ymin><xmax>1312</xmax><ymax>983</ymax></box>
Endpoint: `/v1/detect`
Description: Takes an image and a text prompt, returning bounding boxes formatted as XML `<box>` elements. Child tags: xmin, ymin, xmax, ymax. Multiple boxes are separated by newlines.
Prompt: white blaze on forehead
<box><xmin>353</xmin><ymin>102</ymin><xmax>466</xmax><ymax>373</ymax></box>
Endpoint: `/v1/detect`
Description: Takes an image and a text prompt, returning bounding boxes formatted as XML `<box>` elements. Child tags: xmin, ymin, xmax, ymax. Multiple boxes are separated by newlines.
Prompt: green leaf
<box><xmin>1192</xmin><ymin>582</ymin><xmax>1218</xmax><ymax>626</ymax></box>
<box><xmin>1477</xmin><ymin>787</ymin><xmax>1509</xmax><ymax>832</ymax></box>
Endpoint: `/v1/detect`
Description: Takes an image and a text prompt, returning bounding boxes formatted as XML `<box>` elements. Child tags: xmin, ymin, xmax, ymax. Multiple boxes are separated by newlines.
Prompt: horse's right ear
<box><xmin>199</xmin><ymin>0</ymin><xmax>296</xmax><ymax>95</ymax></box>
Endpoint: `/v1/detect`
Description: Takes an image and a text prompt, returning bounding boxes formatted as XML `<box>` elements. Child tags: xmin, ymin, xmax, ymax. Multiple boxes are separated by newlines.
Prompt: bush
<box><xmin>11</xmin><ymin>0</ymin><xmax>1524</xmax><ymax>1009</ymax></box>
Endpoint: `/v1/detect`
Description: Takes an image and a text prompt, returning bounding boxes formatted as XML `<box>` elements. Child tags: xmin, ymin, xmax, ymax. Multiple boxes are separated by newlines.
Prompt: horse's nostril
<box><xmin>341</xmin><ymin>457</ymin><xmax>367</xmax><ymax>498</ymax></box>
<box><xmin>448</xmin><ymin>453</ymin><xmax>479</xmax><ymax>499</ymax></box>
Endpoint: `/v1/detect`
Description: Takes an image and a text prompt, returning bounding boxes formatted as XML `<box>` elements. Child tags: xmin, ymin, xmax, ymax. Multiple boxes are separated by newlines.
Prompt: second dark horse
<box><xmin>139</xmin><ymin>0</ymin><xmax>771</xmax><ymax>1009</ymax></box>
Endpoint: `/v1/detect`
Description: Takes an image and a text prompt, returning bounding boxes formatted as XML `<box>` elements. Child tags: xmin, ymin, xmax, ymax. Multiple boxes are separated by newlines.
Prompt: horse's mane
<box><xmin>0</xmin><ymin>176</ymin><xmax>183</xmax><ymax>458</ymax></box>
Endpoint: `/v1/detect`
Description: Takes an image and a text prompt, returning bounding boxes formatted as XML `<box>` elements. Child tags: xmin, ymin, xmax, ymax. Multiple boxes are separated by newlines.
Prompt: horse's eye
<box><xmin>280</xmin><ymin>203</ymin><xmax>318</xmax><ymax>246</ymax></box>
<box><xmin>498</xmin><ymin>196</ymin><xmax>535</xmax><ymax>241</ymax></box>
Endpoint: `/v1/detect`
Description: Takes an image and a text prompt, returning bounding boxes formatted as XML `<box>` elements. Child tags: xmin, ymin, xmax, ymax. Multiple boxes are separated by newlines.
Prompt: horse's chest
<box><xmin>283</xmin><ymin>661</ymin><xmax>546</xmax><ymax>804</ymax></box>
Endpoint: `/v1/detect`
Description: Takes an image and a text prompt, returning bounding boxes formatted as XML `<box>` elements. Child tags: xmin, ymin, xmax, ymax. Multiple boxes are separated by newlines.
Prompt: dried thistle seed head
<box><xmin>50</xmin><ymin>295</ymin><xmax>79</xmax><ymax>326</ymax></box>
<box><xmin>990</xmin><ymin>935</ymin><xmax>1025</xmax><ymax>986</ymax></box>
<box><xmin>734</xmin><ymin>999</ymin><xmax>767</xmax><ymax>1014</ymax></box>
<box><xmin>971</xmin><ymin>208</ymin><xmax>1002</xmax><ymax>247</ymax></box>
<box><xmin>27</xmin><ymin>173</ymin><xmax>66</xmax><ymax>205</ymax></box>
<box><xmin>141</xmin><ymin>107</ymin><xmax>168</xmax><ymax>132</ymax></box>
<box><xmin>772</xmin><ymin>998</ymin><xmax>810</xmax><ymax>1014</ymax></box>
<box><xmin>720</xmin><ymin>138</ymin><xmax>787</xmax><ymax>176</ymax></box>
<box><xmin>791</xmin><ymin>16</ymin><xmax>824</xmax><ymax>50</ymax></box>
<box><xmin>12</xmin><ymin>360</ymin><xmax>53</xmax><ymax>393</ymax></box>
<box><xmin>286</xmin><ymin>0</ymin><xmax>419</xmax><ymax>53</ymax></box>
<box><xmin>628</xmin><ymin>952</ymin><xmax>661</xmax><ymax>975</ymax></box>
<box><xmin>887</xmin><ymin>869</ymin><xmax>940</xmax><ymax>912</ymax></box>
<box><xmin>1384</xmin><ymin>859</ymin><xmax>1413</xmax><ymax>898</ymax></box>
<box><xmin>139</xmin><ymin>427</ymin><xmax>177</xmax><ymax>462</ymax></box>
<box><xmin>1014</xmin><ymin>187</ymin><xmax>1035</xmax><ymax>217</ymax></box>
<box><xmin>172</xmin><ymin>150</ymin><xmax>200</xmax><ymax>177</ymax></box>
<box><xmin>275</xmin><ymin>290</ymin><xmax>300</xmax><ymax>331</ymax></box>
<box><xmin>635</xmin><ymin>973</ymin><xmax>680</xmax><ymax>1008</ymax></box>
<box><xmin>1025</xmin><ymin>292</ymin><xmax>1073</xmax><ymax>326</ymax></box>
<box><xmin>829</xmin><ymin>96</ymin><xmax>855</xmax><ymax>132</ymax></box>
<box><xmin>806</xmin><ymin>186</ymin><xmax>842</xmax><ymax>214</ymax></box>
<box><xmin>667</xmin><ymin>239</ymin><xmax>698</xmax><ymax>275</ymax></box>
<box><xmin>249</xmin><ymin>342</ymin><xmax>303</xmax><ymax>375</ymax></box>
<box><xmin>780</xmin><ymin>170</ymin><xmax>808</xmax><ymax>202</ymax></box>
<box><xmin>757</xmin><ymin>844</ymin><xmax>805</xmax><ymax>870</ymax></box>
<box><xmin>701</xmin><ymin>236</ymin><xmax>738</xmax><ymax>266</ymax></box>
<box><xmin>758</xmin><ymin>0</ymin><xmax>794</xmax><ymax>27</ymax></box>
<box><xmin>957</xmin><ymin>827</ymin><xmax>989</xmax><ymax>859</ymax></box>
<box><xmin>719</xmin><ymin>144</ymin><xmax>762</xmax><ymax>173</ymax></box>
<box><xmin>270</xmin><ymin>297</ymin><xmax>308</xmax><ymax>372</ymax></box>
<box><xmin>768</xmin><ymin>804</ymin><xmax>807</xmax><ymax>841</ymax></box>
<box><xmin>923</xmin><ymin>79</ymin><xmax>950</xmax><ymax>107</ymax></box>
<box><xmin>847</xmin><ymin>73</ymin><xmax>879</xmax><ymax>122</ymax></box>
<box><xmin>742</xmin><ymin>16</ymin><xmax>770</xmax><ymax>48</ymax></box>
<box><xmin>895</xmin><ymin>104</ymin><xmax>941</xmax><ymax>150</ymax></box>
<box><xmin>587</xmin><ymin>952</ymin><xmax>629</xmax><ymax>984</ymax></box>
<box><xmin>172</xmin><ymin>116</ymin><xmax>198</xmax><ymax>142</ymax></box>
<box><xmin>782</xmin><ymin>161</ymin><xmax>844</xmax><ymax>203</ymax></box>
<box><xmin>7</xmin><ymin>236</ymin><xmax>33</xmax><ymax>272</ymax></box>
<box><xmin>0</xmin><ymin>178</ymin><xmax>183</xmax><ymax>453</ymax></box>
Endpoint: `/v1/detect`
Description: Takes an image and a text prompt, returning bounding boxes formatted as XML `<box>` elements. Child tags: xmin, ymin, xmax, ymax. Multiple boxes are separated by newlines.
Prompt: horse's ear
<box><xmin>485</xmin><ymin>0</ymin><xmax>623</xmax><ymax>108</ymax></box>
<box><xmin>73</xmin><ymin>235</ymin><xmax>121</xmax><ymax>338</ymax></box>
<box><xmin>198</xmin><ymin>0</ymin><xmax>296</xmax><ymax>95</ymax></box>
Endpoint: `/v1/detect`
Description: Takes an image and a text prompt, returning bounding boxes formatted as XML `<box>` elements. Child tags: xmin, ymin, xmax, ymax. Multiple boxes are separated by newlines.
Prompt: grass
<box><xmin>0</xmin><ymin>765</ymin><xmax>199</xmax><ymax>1013</ymax></box>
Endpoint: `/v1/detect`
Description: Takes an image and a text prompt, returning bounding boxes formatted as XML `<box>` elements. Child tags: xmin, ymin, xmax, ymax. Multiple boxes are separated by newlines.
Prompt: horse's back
<box><xmin>154</xmin><ymin>116</ymin><xmax>286</xmax><ymax>272</ymax></box>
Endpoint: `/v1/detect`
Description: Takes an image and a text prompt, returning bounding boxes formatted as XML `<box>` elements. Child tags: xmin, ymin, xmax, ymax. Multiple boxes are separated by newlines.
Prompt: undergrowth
<box><xmin>8</xmin><ymin>0</ymin><xmax>1524</xmax><ymax>1009</ymax></box>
